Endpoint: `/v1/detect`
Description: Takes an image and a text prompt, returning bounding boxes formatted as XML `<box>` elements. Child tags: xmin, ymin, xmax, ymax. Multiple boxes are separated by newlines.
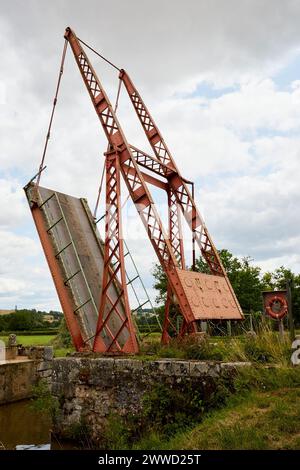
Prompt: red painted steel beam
<box><xmin>123</xmin><ymin>163</ymin><xmax>168</xmax><ymax>191</ymax></box>
<box><xmin>168</xmin><ymin>188</ymin><xmax>185</xmax><ymax>269</ymax></box>
<box><xmin>130</xmin><ymin>145</ymin><xmax>193</xmax><ymax>186</ymax></box>
<box><xmin>130</xmin><ymin>145</ymin><xmax>174</xmax><ymax>179</ymax></box>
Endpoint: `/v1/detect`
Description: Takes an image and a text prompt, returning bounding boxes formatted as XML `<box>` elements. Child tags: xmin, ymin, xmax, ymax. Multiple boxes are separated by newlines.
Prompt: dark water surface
<box><xmin>0</xmin><ymin>400</ymin><xmax>51</xmax><ymax>450</ymax></box>
<box><xmin>0</xmin><ymin>400</ymin><xmax>76</xmax><ymax>450</ymax></box>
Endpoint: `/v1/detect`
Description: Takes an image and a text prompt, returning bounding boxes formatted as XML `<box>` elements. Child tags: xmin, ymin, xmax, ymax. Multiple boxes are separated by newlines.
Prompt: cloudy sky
<box><xmin>1</xmin><ymin>0</ymin><xmax>300</xmax><ymax>311</ymax></box>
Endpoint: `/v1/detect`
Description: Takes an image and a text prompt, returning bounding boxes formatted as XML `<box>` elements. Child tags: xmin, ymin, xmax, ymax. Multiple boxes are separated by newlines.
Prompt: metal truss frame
<box><xmin>64</xmin><ymin>27</ymin><xmax>243</xmax><ymax>350</ymax></box>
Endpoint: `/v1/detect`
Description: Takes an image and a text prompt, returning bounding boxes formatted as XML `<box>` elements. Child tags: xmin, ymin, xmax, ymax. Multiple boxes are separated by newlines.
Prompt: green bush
<box><xmin>99</xmin><ymin>414</ymin><xmax>131</xmax><ymax>450</ymax></box>
<box><xmin>52</xmin><ymin>319</ymin><xmax>72</xmax><ymax>348</ymax></box>
<box><xmin>141</xmin><ymin>379</ymin><xmax>230</xmax><ymax>440</ymax></box>
<box><xmin>31</xmin><ymin>381</ymin><xmax>59</xmax><ymax>419</ymax></box>
<box><xmin>63</xmin><ymin>420</ymin><xmax>92</xmax><ymax>448</ymax></box>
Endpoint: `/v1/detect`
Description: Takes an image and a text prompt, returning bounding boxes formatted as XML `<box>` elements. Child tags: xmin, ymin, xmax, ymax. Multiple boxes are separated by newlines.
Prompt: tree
<box><xmin>7</xmin><ymin>310</ymin><xmax>45</xmax><ymax>331</ymax></box>
<box><xmin>195</xmin><ymin>249</ymin><xmax>241</xmax><ymax>275</ymax></box>
<box><xmin>0</xmin><ymin>309</ymin><xmax>56</xmax><ymax>332</ymax></box>
<box><xmin>152</xmin><ymin>263</ymin><xmax>168</xmax><ymax>305</ymax></box>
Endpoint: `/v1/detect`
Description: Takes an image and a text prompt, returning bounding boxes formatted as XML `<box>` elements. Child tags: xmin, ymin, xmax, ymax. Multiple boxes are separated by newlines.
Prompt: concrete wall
<box><xmin>52</xmin><ymin>357</ymin><xmax>250</xmax><ymax>444</ymax></box>
<box><xmin>0</xmin><ymin>346</ymin><xmax>53</xmax><ymax>405</ymax></box>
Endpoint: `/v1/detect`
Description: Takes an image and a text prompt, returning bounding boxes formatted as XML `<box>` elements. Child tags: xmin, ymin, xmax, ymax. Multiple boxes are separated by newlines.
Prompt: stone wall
<box><xmin>52</xmin><ymin>357</ymin><xmax>250</xmax><ymax>444</ymax></box>
<box><xmin>0</xmin><ymin>360</ymin><xmax>37</xmax><ymax>404</ymax></box>
<box><xmin>0</xmin><ymin>346</ymin><xmax>53</xmax><ymax>405</ymax></box>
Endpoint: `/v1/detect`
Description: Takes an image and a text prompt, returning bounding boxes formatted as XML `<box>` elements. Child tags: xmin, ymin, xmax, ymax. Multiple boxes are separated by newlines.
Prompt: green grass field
<box><xmin>0</xmin><ymin>335</ymin><xmax>54</xmax><ymax>346</ymax></box>
<box><xmin>0</xmin><ymin>334</ymin><xmax>73</xmax><ymax>357</ymax></box>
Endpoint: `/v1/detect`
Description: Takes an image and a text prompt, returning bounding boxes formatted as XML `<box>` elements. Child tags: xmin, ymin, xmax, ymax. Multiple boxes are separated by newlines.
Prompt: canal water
<box><xmin>0</xmin><ymin>400</ymin><xmax>76</xmax><ymax>450</ymax></box>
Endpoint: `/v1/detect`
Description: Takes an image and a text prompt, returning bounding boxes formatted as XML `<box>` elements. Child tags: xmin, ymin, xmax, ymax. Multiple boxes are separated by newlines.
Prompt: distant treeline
<box><xmin>0</xmin><ymin>309</ymin><xmax>62</xmax><ymax>332</ymax></box>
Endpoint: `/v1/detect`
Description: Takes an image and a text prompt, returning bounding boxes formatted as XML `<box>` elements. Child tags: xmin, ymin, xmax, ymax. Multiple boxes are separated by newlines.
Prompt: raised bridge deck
<box><xmin>25</xmin><ymin>183</ymin><xmax>129</xmax><ymax>350</ymax></box>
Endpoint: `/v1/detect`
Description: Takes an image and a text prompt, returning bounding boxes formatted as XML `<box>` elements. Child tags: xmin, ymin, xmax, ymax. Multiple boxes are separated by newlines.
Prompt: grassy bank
<box><xmin>141</xmin><ymin>366</ymin><xmax>300</xmax><ymax>450</ymax></box>
<box><xmin>165</xmin><ymin>386</ymin><xmax>300</xmax><ymax>450</ymax></box>
<box><xmin>124</xmin><ymin>366</ymin><xmax>300</xmax><ymax>450</ymax></box>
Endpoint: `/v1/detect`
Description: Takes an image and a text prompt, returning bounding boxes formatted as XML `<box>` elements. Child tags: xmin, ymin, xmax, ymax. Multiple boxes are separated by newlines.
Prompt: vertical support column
<box><xmin>168</xmin><ymin>188</ymin><xmax>185</xmax><ymax>269</ymax></box>
<box><xmin>93</xmin><ymin>152</ymin><xmax>138</xmax><ymax>354</ymax></box>
<box><xmin>161</xmin><ymin>287</ymin><xmax>174</xmax><ymax>344</ymax></box>
<box><xmin>191</xmin><ymin>182</ymin><xmax>196</xmax><ymax>271</ymax></box>
<box><xmin>287</xmin><ymin>279</ymin><xmax>295</xmax><ymax>342</ymax></box>
<box><xmin>162</xmin><ymin>188</ymin><xmax>184</xmax><ymax>344</ymax></box>
<box><xmin>162</xmin><ymin>188</ymin><xmax>197</xmax><ymax>343</ymax></box>
<box><xmin>279</xmin><ymin>319</ymin><xmax>285</xmax><ymax>342</ymax></box>
<box><xmin>249</xmin><ymin>312</ymin><xmax>254</xmax><ymax>332</ymax></box>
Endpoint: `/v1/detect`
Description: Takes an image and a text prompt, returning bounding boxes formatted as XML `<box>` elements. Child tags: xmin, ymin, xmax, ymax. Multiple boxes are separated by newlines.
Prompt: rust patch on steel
<box><xmin>175</xmin><ymin>269</ymin><xmax>243</xmax><ymax>320</ymax></box>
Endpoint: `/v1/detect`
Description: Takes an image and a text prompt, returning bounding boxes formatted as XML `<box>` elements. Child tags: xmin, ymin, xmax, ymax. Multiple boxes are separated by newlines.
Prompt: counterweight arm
<box><xmin>120</xmin><ymin>70</ymin><xmax>226</xmax><ymax>276</ymax></box>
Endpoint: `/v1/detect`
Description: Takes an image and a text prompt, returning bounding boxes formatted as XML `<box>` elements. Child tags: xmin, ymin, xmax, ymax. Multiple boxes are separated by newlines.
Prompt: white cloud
<box><xmin>0</xmin><ymin>179</ymin><xmax>27</xmax><ymax>228</ymax></box>
<box><xmin>0</xmin><ymin>230</ymin><xmax>57</xmax><ymax>309</ymax></box>
<box><xmin>203</xmin><ymin>79</ymin><xmax>300</xmax><ymax>133</ymax></box>
<box><xmin>1</xmin><ymin>1</ymin><xmax>300</xmax><ymax>310</ymax></box>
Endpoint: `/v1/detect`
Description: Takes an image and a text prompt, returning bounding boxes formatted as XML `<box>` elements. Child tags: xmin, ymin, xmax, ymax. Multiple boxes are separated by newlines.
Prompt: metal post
<box><xmin>176</xmin><ymin>315</ymin><xmax>181</xmax><ymax>334</ymax></box>
<box><xmin>227</xmin><ymin>320</ymin><xmax>232</xmax><ymax>336</ymax></box>
<box><xmin>249</xmin><ymin>312</ymin><xmax>254</xmax><ymax>332</ymax></box>
<box><xmin>286</xmin><ymin>279</ymin><xmax>295</xmax><ymax>342</ymax></box>
<box><xmin>278</xmin><ymin>318</ymin><xmax>284</xmax><ymax>341</ymax></box>
<box><xmin>191</xmin><ymin>182</ymin><xmax>196</xmax><ymax>272</ymax></box>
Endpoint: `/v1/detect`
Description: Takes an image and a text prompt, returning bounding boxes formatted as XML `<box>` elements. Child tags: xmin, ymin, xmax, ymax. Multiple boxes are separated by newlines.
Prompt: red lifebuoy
<box><xmin>265</xmin><ymin>295</ymin><xmax>288</xmax><ymax>320</ymax></box>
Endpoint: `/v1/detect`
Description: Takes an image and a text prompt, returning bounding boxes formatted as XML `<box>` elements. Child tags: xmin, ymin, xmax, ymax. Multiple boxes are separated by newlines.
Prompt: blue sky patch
<box><xmin>273</xmin><ymin>51</ymin><xmax>300</xmax><ymax>90</ymax></box>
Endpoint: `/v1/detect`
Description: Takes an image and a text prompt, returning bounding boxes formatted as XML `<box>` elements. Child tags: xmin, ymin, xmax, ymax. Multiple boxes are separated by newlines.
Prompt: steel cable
<box><xmin>36</xmin><ymin>39</ymin><xmax>68</xmax><ymax>186</ymax></box>
<box><xmin>77</xmin><ymin>37</ymin><xmax>121</xmax><ymax>72</ymax></box>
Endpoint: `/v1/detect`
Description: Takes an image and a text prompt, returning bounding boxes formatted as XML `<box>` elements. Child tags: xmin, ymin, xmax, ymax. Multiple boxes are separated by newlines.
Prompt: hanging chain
<box><xmin>36</xmin><ymin>39</ymin><xmax>68</xmax><ymax>186</ymax></box>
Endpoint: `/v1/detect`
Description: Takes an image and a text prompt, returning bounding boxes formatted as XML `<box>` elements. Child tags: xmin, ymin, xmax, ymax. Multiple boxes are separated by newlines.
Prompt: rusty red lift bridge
<box><xmin>25</xmin><ymin>27</ymin><xmax>243</xmax><ymax>354</ymax></box>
